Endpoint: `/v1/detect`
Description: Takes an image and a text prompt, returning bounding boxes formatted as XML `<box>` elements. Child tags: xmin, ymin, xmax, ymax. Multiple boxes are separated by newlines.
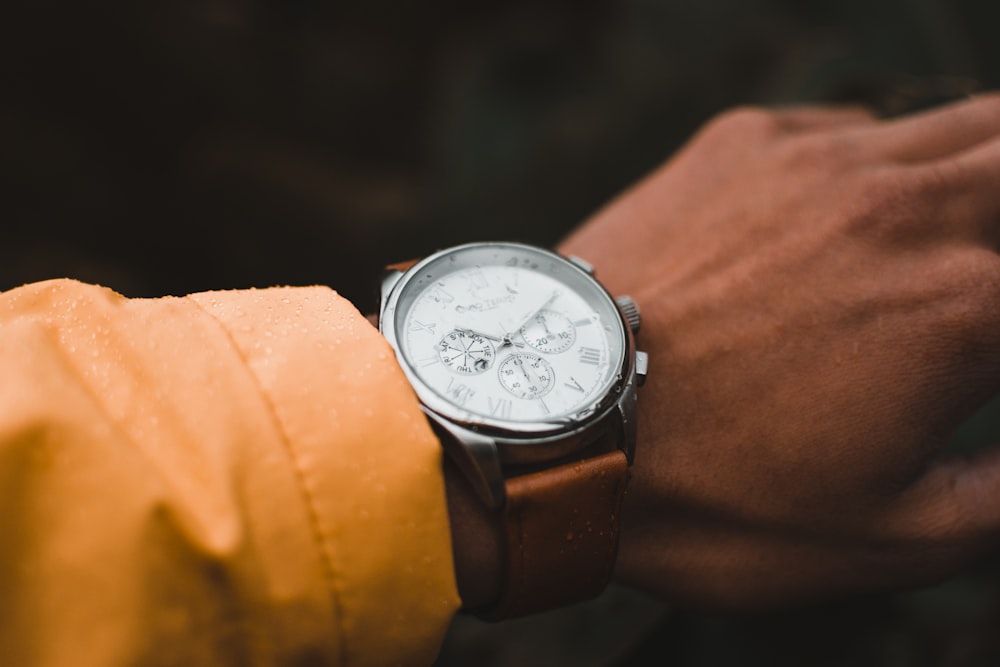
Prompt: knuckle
<box><xmin>969</xmin><ymin>91</ymin><xmax>1000</xmax><ymax>117</ymax></box>
<box><xmin>775</xmin><ymin>131</ymin><xmax>856</xmax><ymax>172</ymax></box>
<box><xmin>934</xmin><ymin>249</ymin><xmax>1000</xmax><ymax>343</ymax></box>
<box><xmin>878</xmin><ymin>462</ymin><xmax>1000</xmax><ymax>589</ymax></box>
<box><xmin>835</xmin><ymin>169</ymin><xmax>918</xmax><ymax>239</ymax></box>
<box><xmin>945</xmin><ymin>248</ymin><xmax>1000</xmax><ymax>298</ymax></box>
<box><xmin>701</xmin><ymin>105</ymin><xmax>785</xmax><ymax>142</ymax></box>
<box><xmin>833</xmin><ymin>163</ymin><xmax>964</xmax><ymax>243</ymax></box>
<box><xmin>911</xmin><ymin>159</ymin><xmax>969</xmax><ymax>197</ymax></box>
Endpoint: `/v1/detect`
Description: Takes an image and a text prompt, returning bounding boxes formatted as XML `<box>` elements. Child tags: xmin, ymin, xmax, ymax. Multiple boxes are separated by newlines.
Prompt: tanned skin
<box><xmin>449</xmin><ymin>95</ymin><xmax>1000</xmax><ymax>611</ymax></box>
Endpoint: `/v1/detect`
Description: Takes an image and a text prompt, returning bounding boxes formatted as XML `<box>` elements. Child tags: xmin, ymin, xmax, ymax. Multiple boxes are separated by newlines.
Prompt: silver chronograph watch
<box><xmin>378</xmin><ymin>242</ymin><xmax>648</xmax><ymax>618</ymax></box>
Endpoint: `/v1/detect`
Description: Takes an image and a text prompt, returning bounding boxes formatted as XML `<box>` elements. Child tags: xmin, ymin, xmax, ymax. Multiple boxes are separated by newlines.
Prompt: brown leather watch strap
<box><xmin>385</xmin><ymin>258</ymin><xmax>419</xmax><ymax>272</ymax></box>
<box><xmin>484</xmin><ymin>449</ymin><xmax>629</xmax><ymax>619</ymax></box>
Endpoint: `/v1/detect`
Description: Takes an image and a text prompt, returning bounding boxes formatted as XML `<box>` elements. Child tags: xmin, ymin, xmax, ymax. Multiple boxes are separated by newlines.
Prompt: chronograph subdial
<box><xmin>498</xmin><ymin>353</ymin><xmax>554</xmax><ymax>399</ymax></box>
<box><xmin>520</xmin><ymin>309</ymin><xmax>576</xmax><ymax>354</ymax></box>
<box><xmin>437</xmin><ymin>330</ymin><xmax>495</xmax><ymax>375</ymax></box>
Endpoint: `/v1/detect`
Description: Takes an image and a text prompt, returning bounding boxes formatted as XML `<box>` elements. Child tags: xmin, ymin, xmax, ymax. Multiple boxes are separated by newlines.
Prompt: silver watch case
<box><xmin>379</xmin><ymin>242</ymin><xmax>643</xmax><ymax>508</ymax></box>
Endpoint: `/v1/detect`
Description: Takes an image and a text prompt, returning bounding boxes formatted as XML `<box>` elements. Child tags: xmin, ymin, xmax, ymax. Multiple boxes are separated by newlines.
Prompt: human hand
<box><xmin>559</xmin><ymin>95</ymin><xmax>1000</xmax><ymax>610</ymax></box>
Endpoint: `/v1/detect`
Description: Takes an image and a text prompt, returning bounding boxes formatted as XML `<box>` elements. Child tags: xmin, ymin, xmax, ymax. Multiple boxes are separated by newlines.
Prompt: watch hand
<box><xmin>501</xmin><ymin>290</ymin><xmax>560</xmax><ymax>345</ymax></box>
<box><xmin>514</xmin><ymin>356</ymin><xmax>536</xmax><ymax>388</ymax></box>
<box><xmin>461</xmin><ymin>328</ymin><xmax>524</xmax><ymax>348</ymax></box>
<box><xmin>523</xmin><ymin>360</ymin><xmax>541</xmax><ymax>390</ymax></box>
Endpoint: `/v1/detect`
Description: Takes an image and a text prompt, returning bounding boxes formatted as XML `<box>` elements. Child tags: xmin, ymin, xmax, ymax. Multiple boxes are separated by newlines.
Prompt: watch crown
<box><xmin>616</xmin><ymin>295</ymin><xmax>641</xmax><ymax>334</ymax></box>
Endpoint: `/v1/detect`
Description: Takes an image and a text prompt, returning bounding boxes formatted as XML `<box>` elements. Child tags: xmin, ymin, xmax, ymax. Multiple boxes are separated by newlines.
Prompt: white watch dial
<box><xmin>393</xmin><ymin>244</ymin><xmax>626</xmax><ymax>426</ymax></box>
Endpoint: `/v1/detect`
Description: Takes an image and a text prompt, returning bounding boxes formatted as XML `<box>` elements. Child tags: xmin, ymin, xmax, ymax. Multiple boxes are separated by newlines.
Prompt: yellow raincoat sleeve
<box><xmin>0</xmin><ymin>278</ymin><xmax>461</xmax><ymax>667</ymax></box>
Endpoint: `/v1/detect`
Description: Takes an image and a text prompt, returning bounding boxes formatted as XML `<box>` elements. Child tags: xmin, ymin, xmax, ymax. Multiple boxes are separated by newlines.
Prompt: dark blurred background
<box><xmin>2</xmin><ymin>0</ymin><xmax>999</xmax><ymax>665</ymax></box>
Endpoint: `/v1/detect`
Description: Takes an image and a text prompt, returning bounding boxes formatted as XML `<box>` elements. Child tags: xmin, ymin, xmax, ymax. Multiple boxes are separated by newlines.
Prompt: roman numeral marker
<box><xmin>573</xmin><ymin>318</ymin><xmax>592</xmax><ymax>327</ymax></box>
<box><xmin>466</xmin><ymin>268</ymin><xmax>489</xmax><ymax>290</ymax></box>
<box><xmin>447</xmin><ymin>378</ymin><xmax>475</xmax><ymax>405</ymax></box>
<box><xmin>578</xmin><ymin>347</ymin><xmax>601</xmax><ymax>365</ymax></box>
<box><xmin>488</xmin><ymin>397</ymin><xmax>512</xmax><ymax>419</ymax></box>
<box><xmin>408</xmin><ymin>319</ymin><xmax>437</xmax><ymax>335</ymax></box>
<box><xmin>429</xmin><ymin>285</ymin><xmax>454</xmax><ymax>304</ymax></box>
<box><xmin>564</xmin><ymin>377</ymin><xmax>585</xmax><ymax>392</ymax></box>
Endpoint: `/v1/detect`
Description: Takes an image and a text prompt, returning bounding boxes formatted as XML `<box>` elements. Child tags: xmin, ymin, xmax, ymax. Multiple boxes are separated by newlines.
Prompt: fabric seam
<box><xmin>186</xmin><ymin>295</ymin><xmax>349</xmax><ymax>667</ymax></box>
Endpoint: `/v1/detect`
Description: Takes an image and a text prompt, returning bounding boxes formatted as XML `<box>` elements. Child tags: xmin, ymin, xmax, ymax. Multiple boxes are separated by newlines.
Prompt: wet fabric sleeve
<box><xmin>0</xmin><ymin>279</ymin><xmax>461</xmax><ymax>667</ymax></box>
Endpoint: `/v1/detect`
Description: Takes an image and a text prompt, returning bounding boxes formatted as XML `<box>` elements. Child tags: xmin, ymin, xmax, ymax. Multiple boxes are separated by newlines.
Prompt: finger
<box><xmin>882</xmin><ymin>446</ymin><xmax>1000</xmax><ymax>582</ymax></box>
<box><xmin>955</xmin><ymin>135</ymin><xmax>1000</xmax><ymax>241</ymax></box>
<box><xmin>909</xmin><ymin>134</ymin><xmax>1000</xmax><ymax>246</ymax></box>
<box><xmin>952</xmin><ymin>131</ymin><xmax>1000</xmax><ymax>187</ymax></box>
<box><xmin>772</xmin><ymin>105</ymin><xmax>877</xmax><ymax>132</ymax></box>
<box><xmin>853</xmin><ymin>93</ymin><xmax>1000</xmax><ymax>163</ymax></box>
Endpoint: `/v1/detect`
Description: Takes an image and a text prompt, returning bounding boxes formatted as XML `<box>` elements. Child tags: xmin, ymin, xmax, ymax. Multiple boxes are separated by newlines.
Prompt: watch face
<box><xmin>384</xmin><ymin>243</ymin><xmax>627</xmax><ymax>434</ymax></box>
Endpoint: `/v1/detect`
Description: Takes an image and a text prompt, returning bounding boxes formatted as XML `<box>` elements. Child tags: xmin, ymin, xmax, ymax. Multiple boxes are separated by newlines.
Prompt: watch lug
<box><xmin>567</xmin><ymin>255</ymin><xmax>595</xmax><ymax>275</ymax></box>
<box><xmin>635</xmin><ymin>350</ymin><xmax>649</xmax><ymax>387</ymax></box>
<box><xmin>616</xmin><ymin>365</ymin><xmax>639</xmax><ymax>465</ymax></box>
<box><xmin>378</xmin><ymin>270</ymin><xmax>405</xmax><ymax>325</ymax></box>
<box><xmin>422</xmin><ymin>409</ymin><xmax>506</xmax><ymax>509</ymax></box>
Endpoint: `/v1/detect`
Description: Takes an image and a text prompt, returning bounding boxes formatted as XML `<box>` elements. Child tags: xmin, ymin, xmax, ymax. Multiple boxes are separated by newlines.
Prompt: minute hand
<box><xmin>504</xmin><ymin>290</ymin><xmax>560</xmax><ymax>340</ymax></box>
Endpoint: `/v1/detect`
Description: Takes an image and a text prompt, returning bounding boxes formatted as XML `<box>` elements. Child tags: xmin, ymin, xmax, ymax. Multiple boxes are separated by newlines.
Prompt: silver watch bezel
<box><xmin>379</xmin><ymin>242</ymin><xmax>635</xmax><ymax>460</ymax></box>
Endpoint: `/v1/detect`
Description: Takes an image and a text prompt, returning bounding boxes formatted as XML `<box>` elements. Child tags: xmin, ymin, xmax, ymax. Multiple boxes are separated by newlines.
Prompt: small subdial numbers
<box><xmin>438</xmin><ymin>330</ymin><xmax>495</xmax><ymax>375</ymax></box>
<box><xmin>498</xmin><ymin>353</ymin><xmax>554</xmax><ymax>399</ymax></box>
<box><xmin>520</xmin><ymin>309</ymin><xmax>576</xmax><ymax>354</ymax></box>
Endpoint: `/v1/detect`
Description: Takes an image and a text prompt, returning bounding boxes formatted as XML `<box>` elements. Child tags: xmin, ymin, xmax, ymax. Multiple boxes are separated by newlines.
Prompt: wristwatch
<box><xmin>378</xmin><ymin>241</ymin><xmax>647</xmax><ymax>618</ymax></box>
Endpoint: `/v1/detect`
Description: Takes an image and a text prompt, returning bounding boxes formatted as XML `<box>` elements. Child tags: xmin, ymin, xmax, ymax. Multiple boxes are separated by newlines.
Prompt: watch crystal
<box><xmin>393</xmin><ymin>244</ymin><xmax>626</xmax><ymax>427</ymax></box>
